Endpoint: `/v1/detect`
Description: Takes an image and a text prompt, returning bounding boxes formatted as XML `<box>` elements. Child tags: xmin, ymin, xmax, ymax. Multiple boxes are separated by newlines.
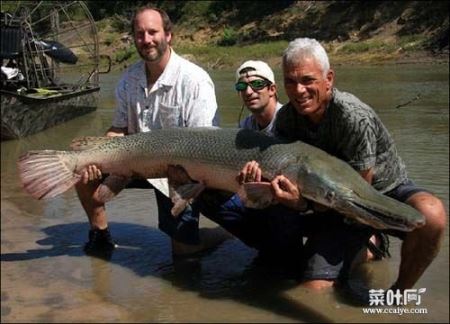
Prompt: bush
<box><xmin>104</xmin><ymin>34</ymin><xmax>116</xmax><ymax>46</ymax></box>
<box><xmin>176</xmin><ymin>40</ymin><xmax>288</xmax><ymax>68</ymax></box>
<box><xmin>217</xmin><ymin>27</ymin><xmax>238</xmax><ymax>46</ymax></box>
<box><xmin>110</xmin><ymin>14</ymin><xmax>130</xmax><ymax>33</ymax></box>
<box><xmin>115</xmin><ymin>47</ymin><xmax>135</xmax><ymax>63</ymax></box>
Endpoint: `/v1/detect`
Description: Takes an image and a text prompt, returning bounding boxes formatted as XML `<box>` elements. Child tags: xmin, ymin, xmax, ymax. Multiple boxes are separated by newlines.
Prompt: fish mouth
<box><xmin>347</xmin><ymin>200</ymin><xmax>423</xmax><ymax>231</ymax></box>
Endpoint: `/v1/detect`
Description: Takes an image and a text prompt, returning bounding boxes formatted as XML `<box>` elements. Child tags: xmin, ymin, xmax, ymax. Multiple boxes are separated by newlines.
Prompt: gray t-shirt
<box><xmin>274</xmin><ymin>88</ymin><xmax>407</xmax><ymax>193</ymax></box>
<box><xmin>239</xmin><ymin>102</ymin><xmax>283</xmax><ymax>136</ymax></box>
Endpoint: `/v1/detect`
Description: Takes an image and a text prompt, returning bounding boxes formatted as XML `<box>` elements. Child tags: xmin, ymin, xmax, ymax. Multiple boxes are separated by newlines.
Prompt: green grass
<box><xmin>176</xmin><ymin>40</ymin><xmax>288</xmax><ymax>67</ymax></box>
<box><xmin>397</xmin><ymin>35</ymin><xmax>426</xmax><ymax>50</ymax></box>
<box><xmin>338</xmin><ymin>35</ymin><xmax>427</xmax><ymax>56</ymax></box>
<box><xmin>104</xmin><ymin>34</ymin><xmax>117</xmax><ymax>46</ymax></box>
<box><xmin>111</xmin><ymin>36</ymin><xmax>435</xmax><ymax>71</ymax></box>
<box><xmin>339</xmin><ymin>40</ymin><xmax>389</xmax><ymax>54</ymax></box>
<box><xmin>115</xmin><ymin>47</ymin><xmax>136</xmax><ymax>63</ymax></box>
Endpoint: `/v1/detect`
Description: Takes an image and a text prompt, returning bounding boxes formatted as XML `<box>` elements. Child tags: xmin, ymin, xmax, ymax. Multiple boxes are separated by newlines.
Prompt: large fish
<box><xmin>17</xmin><ymin>127</ymin><xmax>425</xmax><ymax>231</ymax></box>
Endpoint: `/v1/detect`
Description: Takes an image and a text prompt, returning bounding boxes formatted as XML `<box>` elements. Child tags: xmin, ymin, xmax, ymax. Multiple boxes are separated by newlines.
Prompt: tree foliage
<box><xmin>85</xmin><ymin>0</ymin><xmax>448</xmax><ymax>51</ymax></box>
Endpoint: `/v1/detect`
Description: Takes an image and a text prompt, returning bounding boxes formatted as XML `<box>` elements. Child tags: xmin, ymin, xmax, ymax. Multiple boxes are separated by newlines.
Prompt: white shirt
<box><xmin>112</xmin><ymin>50</ymin><xmax>219</xmax><ymax>134</ymax></box>
<box><xmin>239</xmin><ymin>102</ymin><xmax>283</xmax><ymax>136</ymax></box>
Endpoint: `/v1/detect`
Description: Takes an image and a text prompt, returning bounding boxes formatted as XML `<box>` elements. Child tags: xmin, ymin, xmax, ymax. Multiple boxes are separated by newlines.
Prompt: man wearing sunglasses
<box><xmin>234</xmin><ymin>60</ymin><xmax>283</xmax><ymax>135</ymax></box>
<box><xmin>197</xmin><ymin>61</ymin><xmax>308</xmax><ymax>270</ymax></box>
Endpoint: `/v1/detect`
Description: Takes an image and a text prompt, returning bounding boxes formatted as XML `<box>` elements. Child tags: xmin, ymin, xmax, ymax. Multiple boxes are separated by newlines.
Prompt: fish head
<box><xmin>322</xmin><ymin>181</ymin><xmax>425</xmax><ymax>231</ymax></box>
<box><xmin>294</xmin><ymin>156</ymin><xmax>425</xmax><ymax>232</ymax></box>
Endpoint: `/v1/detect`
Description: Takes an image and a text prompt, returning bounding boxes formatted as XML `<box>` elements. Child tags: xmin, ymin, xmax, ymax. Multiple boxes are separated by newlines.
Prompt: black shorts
<box><xmin>385</xmin><ymin>179</ymin><xmax>431</xmax><ymax>203</ymax></box>
<box><xmin>197</xmin><ymin>191</ymin><xmax>372</xmax><ymax>281</ymax></box>
<box><xmin>198</xmin><ymin>179</ymin><xmax>431</xmax><ymax>281</ymax></box>
<box><xmin>297</xmin><ymin>211</ymin><xmax>373</xmax><ymax>281</ymax></box>
<box><xmin>305</xmin><ymin>179</ymin><xmax>431</xmax><ymax>280</ymax></box>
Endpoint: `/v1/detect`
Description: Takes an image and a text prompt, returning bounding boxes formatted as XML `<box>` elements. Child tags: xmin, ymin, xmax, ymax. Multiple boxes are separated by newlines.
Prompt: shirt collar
<box><xmin>157</xmin><ymin>49</ymin><xmax>180</xmax><ymax>87</ymax></box>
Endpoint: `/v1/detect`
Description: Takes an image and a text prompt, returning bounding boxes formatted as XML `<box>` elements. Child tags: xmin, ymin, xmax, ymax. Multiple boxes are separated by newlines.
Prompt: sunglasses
<box><xmin>235</xmin><ymin>79</ymin><xmax>271</xmax><ymax>92</ymax></box>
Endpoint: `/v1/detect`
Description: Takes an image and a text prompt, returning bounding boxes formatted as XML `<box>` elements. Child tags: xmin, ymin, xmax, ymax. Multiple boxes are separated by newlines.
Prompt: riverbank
<box><xmin>95</xmin><ymin>1</ymin><xmax>448</xmax><ymax>71</ymax></box>
<box><xmin>103</xmin><ymin>38</ymin><xmax>449</xmax><ymax>73</ymax></box>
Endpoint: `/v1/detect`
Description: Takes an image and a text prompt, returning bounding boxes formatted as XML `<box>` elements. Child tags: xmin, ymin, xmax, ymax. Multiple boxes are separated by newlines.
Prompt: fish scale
<box><xmin>17</xmin><ymin>127</ymin><xmax>425</xmax><ymax>231</ymax></box>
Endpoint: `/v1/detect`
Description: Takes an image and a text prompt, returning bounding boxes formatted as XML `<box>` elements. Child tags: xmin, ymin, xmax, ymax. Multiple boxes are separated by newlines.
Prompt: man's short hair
<box><xmin>283</xmin><ymin>38</ymin><xmax>330</xmax><ymax>77</ymax></box>
<box><xmin>131</xmin><ymin>5</ymin><xmax>173</xmax><ymax>35</ymax></box>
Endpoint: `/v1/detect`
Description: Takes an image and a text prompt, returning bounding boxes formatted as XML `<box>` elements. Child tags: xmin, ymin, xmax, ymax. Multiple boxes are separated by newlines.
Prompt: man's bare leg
<box><xmin>75</xmin><ymin>180</ymin><xmax>117</xmax><ymax>254</ymax></box>
<box><xmin>75</xmin><ymin>180</ymin><xmax>108</xmax><ymax>229</ymax></box>
<box><xmin>301</xmin><ymin>280</ymin><xmax>334</xmax><ymax>290</ymax></box>
<box><xmin>392</xmin><ymin>192</ymin><xmax>447</xmax><ymax>290</ymax></box>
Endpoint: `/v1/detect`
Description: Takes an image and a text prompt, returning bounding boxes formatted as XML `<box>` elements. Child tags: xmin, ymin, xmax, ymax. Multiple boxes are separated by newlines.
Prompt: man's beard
<box><xmin>137</xmin><ymin>40</ymin><xmax>168</xmax><ymax>62</ymax></box>
<box><xmin>245</xmin><ymin>98</ymin><xmax>266</xmax><ymax>114</ymax></box>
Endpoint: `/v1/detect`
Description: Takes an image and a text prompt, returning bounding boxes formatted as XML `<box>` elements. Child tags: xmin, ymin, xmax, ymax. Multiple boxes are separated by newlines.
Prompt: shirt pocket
<box><xmin>157</xmin><ymin>102</ymin><xmax>181</xmax><ymax>128</ymax></box>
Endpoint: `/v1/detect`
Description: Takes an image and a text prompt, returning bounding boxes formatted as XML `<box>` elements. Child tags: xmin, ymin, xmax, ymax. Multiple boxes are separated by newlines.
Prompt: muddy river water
<box><xmin>1</xmin><ymin>63</ymin><xmax>448</xmax><ymax>322</ymax></box>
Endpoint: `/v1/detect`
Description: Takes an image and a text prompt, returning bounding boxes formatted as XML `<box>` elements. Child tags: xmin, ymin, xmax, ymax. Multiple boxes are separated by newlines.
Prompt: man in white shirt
<box><xmin>76</xmin><ymin>6</ymin><xmax>220</xmax><ymax>258</ymax></box>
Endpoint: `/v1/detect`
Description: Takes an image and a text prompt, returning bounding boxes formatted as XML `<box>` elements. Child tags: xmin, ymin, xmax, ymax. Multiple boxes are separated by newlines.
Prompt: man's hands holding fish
<box><xmin>79</xmin><ymin>129</ymin><xmax>126</xmax><ymax>184</ymax></box>
<box><xmin>80</xmin><ymin>160</ymin><xmax>315</xmax><ymax>212</ymax></box>
<box><xmin>81</xmin><ymin>165</ymin><xmax>102</xmax><ymax>184</ymax></box>
<box><xmin>238</xmin><ymin>161</ymin><xmax>311</xmax><ymax>212</ymax></box>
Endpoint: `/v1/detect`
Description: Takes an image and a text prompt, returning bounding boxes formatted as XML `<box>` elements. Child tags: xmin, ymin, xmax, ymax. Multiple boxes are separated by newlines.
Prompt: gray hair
<box><xmin>282</xmin><ymin>38</ymin><xmax>330</xmax><ymax>77</ymax></box>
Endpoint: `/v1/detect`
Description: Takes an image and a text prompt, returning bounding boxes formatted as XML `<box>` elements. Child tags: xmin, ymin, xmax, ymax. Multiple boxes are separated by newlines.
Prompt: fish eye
<box><xmin>325</xmin><ymin>191</ymin><xmax>335</xmax><ymax>202</ymax></box>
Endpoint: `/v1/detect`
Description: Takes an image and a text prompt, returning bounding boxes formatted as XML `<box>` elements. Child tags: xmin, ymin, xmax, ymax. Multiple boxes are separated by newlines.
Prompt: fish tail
<box><xmin>17</xmin><ymin>150</ymin><xmax>81</xmax><ymax>199</ymax></box>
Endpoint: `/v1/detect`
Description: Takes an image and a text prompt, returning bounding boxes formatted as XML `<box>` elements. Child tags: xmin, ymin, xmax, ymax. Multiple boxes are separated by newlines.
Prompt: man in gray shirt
<box><xmin>271</xmin><ymin>37</ymin><xmax>447</xmax><ymax>293</ymax></box>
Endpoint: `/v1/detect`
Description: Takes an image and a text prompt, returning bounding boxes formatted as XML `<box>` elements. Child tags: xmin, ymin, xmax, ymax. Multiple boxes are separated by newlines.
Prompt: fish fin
<box><xmin>239</xmin><ymin>182</ymin><xmax>276</xmax><ymax>209</ymax></box>
<box><xmin>167</xmin><ymin>165</ymin><xmax>205</xmax><ymax>217</ymax></box>
<box><xmin>170</xmin><ymin>183</ymin><xmax>206</xmax><ymax>217</ymax></box>
<box><xmin>167</xmin><ymin>165</ymin><xmax>195</xmax><ymax>186</ymax></box>
<box><xmin>17</xmin><ymin>150</ymin><xmax>79</xmax><ymax>199</ymax></box>
<box><xmin>97</xmin><ymin>175</ymin><xmax>130</xmax><ymax>202</ymax></box>
<box><xmin>70</xmin><ymin>136</ymin><xmax>112</xmax><ymax>151</ymax></box>
<box><xmin>147</xmin><ymin>178</ymin><xmax>169</xmax><ymax>197</ymax></box>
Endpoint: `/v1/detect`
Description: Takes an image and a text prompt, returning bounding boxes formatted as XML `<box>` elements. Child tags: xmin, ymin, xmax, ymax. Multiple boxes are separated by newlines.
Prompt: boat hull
<box><xmin>1</xmin><ymin>87</ymin><xmax>99</xmax><ymax>140</ymax></box>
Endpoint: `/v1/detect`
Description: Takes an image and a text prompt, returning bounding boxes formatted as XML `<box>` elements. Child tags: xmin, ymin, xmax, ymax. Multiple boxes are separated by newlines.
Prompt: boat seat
<box><xmin>0</xmin><ymin>27</ymin><xmax>22</xmax><ymax>59</ymax></box>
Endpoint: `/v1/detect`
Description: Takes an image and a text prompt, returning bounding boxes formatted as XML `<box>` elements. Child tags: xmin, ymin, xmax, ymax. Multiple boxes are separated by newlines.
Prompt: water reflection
<box><xmin>0</xmin><ymin>218</ymin><xmax>341</xmax><ymax>322</ymax></box>
<box><xmin>1</xmin><ymin>64</ymin><xmax>448</xmax><ymax>323</ymax></box>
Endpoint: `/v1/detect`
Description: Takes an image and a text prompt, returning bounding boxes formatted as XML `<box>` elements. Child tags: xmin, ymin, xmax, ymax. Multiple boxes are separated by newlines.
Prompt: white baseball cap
<box><xmin>235</xmin><ymin>60</ymin><xmax>275</xmax><ymax>84</ymax></box>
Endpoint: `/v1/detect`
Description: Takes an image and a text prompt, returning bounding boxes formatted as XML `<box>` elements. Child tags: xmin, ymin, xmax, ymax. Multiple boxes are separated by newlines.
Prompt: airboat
<box><xmin>1</xmin><ymin>1</ymin><xmax>108</xmax><ymax>140</ymax></box>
